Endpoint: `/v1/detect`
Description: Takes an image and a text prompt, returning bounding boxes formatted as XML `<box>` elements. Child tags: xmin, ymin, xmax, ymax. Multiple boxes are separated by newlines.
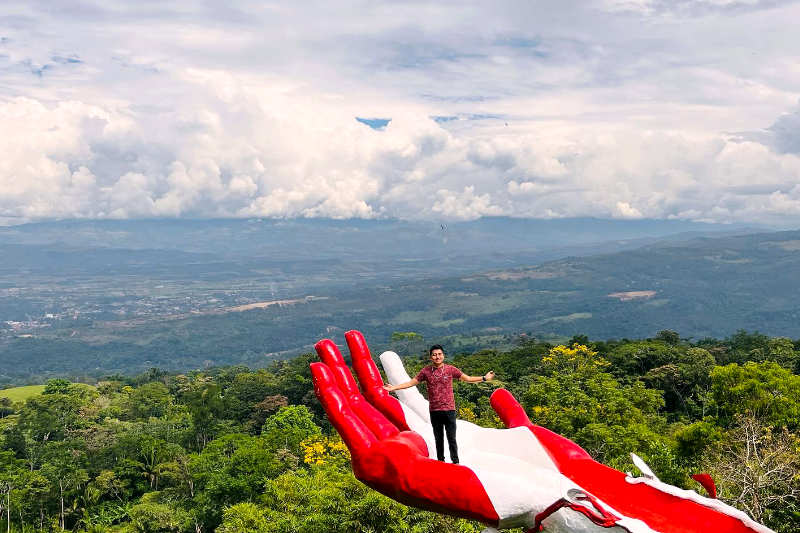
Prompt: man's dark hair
<box><xmin>429</xmin><ymin>344</ymin><xmax>444</xmax><ymax>356</ymax></box>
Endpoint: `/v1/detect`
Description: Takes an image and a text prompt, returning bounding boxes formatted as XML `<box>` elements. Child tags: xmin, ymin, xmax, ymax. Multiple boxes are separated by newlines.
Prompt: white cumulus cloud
<box><xmin>1</xmin><ymin>0</ymin><xmax>800</xmax><ymax>225</ymax></box>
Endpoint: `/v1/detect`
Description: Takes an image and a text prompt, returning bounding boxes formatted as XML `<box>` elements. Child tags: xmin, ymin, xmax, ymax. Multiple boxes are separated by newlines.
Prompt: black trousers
<box><xmin>430</xmin><ymin>410</ymin><xmax>458</xmax><ymax>463</ymax></box>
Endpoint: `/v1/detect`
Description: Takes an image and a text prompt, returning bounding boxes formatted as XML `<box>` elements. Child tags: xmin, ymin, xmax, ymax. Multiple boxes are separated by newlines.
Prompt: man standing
<box><xmin>384</xmin><ymin>345</ymin><xmax>495</xmax><ymax>464</ymax></box>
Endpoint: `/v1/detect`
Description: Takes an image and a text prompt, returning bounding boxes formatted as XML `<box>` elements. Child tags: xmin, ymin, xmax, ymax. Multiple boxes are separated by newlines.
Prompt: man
<box><xmin>384</xmin><ymin>345</ymin><xmax>495</xmax><ymax>464</ymax></box>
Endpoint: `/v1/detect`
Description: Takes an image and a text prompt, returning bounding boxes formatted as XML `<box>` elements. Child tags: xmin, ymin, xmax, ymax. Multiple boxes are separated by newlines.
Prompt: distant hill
<box><xmin>364</xmin><ymin>229</ymin><xmax>800</xmax><ymax>342</ymax></box>
<box><xmin>2</xmin><ymin>218</ymin><xmax>796</xmax><ymax>383</ymax></box>
<box><xmin>1</xmin><ymin>217</ymin><xmax>748</xmax><ymax>301</ymax></box>
<box><xmin>0</xmin><ymin>217</ymin><xmax>747</xmax><ymax>257</ymax></box>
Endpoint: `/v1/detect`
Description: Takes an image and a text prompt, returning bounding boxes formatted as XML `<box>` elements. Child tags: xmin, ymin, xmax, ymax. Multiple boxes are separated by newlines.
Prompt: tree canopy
<box><xmin>0</xmin><ymin>330</ymin><xmax>798</xmax><ymax>532</ymax></box>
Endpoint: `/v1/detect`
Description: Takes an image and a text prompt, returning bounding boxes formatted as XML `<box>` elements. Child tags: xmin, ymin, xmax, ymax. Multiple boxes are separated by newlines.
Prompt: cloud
<box><xmin>1</xmin><ymin>1</ymin><xmax>800</xmax><ymax>225</ymax></box>
<box><xmin>432</xmin><ymin>186</ymin><xmax>504</xmax><ymax>220</ymax></box>
<box><xmin>599</xmin><ymin>0</ymin><xmax>789</xmax><ymax>16</ymax></box>
<box><xmin>615</xmin><ymin>201</ymin><xmax>644</xmax><ymax>218</ymax></box>
<box><xmin>763</xmin><ymin>106</ymin><xmax>800</xmax><ymax>154</ymax></box>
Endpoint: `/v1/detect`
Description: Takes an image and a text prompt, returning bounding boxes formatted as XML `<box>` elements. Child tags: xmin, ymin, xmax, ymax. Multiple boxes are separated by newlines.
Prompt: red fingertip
<box><xmin>310</xmin><ymin>361</ymin><xmax>335</xmax><ymax>388</ymax></box>
<box><xmin>490</xmin><ymin>388</ymin><xmax>532</xmax><ymax>429</ymax></box>
<box><xmin>692</xmin><ymin>473</ymin><xmax>718</xmax><ymax>499</ymax></box>
<box><xmin>316</xmin><ymin>338</ymin><xmax>361</xmax><ymax>396</ymax></box>
<box><xmin>490</xmin><ymin>388</ymin><xmax>593</xmax><ymax>468</ymax></box>
<box><xmin>344</xmin><ymin>330</ymin><xmax>370</xmax><ymax>362</ymax></box>
<box><xmin>315</xmin><ymin>338</ymin><xmax>346</xmax><ymax>365</ymax></box>
<box><xmin>342</xmin><ymin>331</ymin><xmax>409</xmax><ymax>431</ymax></box>
<box><xmin>345</xmin><ymin>330</ymin><xmax>385</xmax><ymax>389</ymax></box>
<box><xmin>315</xmin><ymin>338</ymin><xmax>399</xmax><ymax>440</ymax></box>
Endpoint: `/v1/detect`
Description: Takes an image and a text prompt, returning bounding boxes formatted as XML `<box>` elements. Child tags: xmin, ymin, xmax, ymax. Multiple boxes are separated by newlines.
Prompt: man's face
<box><xmin>430</xmin><ymin>348</ymin><xmax>445</xmax><ymax>366</ymax></box>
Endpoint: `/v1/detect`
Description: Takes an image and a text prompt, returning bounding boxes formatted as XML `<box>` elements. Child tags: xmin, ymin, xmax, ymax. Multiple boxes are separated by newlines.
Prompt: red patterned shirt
<box><xmin>415</xmin><ymin>364</ymin><xmax>463</xmax><ymax>411</ymax></box>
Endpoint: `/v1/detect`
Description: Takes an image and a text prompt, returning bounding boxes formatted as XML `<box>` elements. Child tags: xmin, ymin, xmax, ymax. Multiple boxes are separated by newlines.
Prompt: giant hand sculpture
<box><xmin>311</xmin><ymin>330</ymin><xmax>773</xmax><ymax>533</ymax></box>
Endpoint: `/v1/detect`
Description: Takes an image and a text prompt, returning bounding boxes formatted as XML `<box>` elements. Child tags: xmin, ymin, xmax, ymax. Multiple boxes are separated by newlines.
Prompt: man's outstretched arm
<box><xmin>459</xmin><ymin>370</ymin><xmax>495</xmax><ymax>383</ymax></box>
<box><xmin>384</xmin><ymin>377</ymin><xmax>419</xmax><ymax>392</ymax></box>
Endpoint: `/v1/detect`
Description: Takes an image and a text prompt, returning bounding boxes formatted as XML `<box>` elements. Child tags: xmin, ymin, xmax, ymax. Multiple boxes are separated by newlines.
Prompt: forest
<box><xmin>1</xmin><ymin>329</ymin><xmax>798</xmax><ymax>532</ymax></box>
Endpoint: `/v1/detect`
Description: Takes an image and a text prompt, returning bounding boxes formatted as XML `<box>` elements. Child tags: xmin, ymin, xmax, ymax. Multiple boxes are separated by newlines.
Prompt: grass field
<box><xmin>0</xmin><ymin>384</ymin><xmax>46</xmax><ymax>401</ymax></box>
<box><xmin>0</xmin><ymin>383</ymin><xmax>95</xmax><ymax>402</ymax></box>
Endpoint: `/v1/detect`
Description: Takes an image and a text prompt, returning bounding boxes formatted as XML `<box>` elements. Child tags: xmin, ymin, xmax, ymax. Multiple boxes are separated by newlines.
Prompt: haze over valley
<box><xmin>2</xmin><ymin>217</ymin><xmax>795</xmax><ymax>383</ymax></box>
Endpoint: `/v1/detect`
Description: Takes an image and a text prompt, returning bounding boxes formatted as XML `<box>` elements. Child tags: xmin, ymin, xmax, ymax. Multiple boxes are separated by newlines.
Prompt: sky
<box><xmin>2</xmin><ymin>0</ymin><xmax>800</xmax><ymax>226</ymax></box>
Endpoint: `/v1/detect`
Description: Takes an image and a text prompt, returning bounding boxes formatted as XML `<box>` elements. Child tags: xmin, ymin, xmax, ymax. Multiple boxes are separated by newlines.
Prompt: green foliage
<box><xmin>128</xmin><ymin>497</ymin><xmax>191</xmax><ymax>533</ymax></box>
<box><xmin>41</xmin><ymin>441</ymin><xmax>90</xmax><ymax>530</ymax></box>
<box><xmin>389</xmin><ymin>332</ymin><xmax>427</xmax><ymax>359</ymax></box>
<box><xmin>217</xmin><ymin>502</ymin><xmax>270</xmax><ymax>533</ymax></box>
<box><xmin>222</xmin><ymin>370</ymin><xmax>280</xmax><ymax>426</ymax></box>
<box><xmin>710</xmin><ymin>361</ymin><xmax>800</xmax><ymax>429</ymax></box>
<box><xmin>262</xmin><ymin>405</ymin><xmax>321</xmax><ymax>454</ymax></box>
<box><xmin>126</xmin><ymin>383</ymin><xmax>172</xmax><ymax>420</ymax></box>
<box><xmin>260</xmin><ymin>465</ymin><xmax>409</xmax><ymax>532</ymax></box>
<box><xmin>606</xmin><ymin>341</ymin><xmax>683</xmax><ymax>377</ymax></box>
<box><xmin>181</xmin><ymin>380</ymin><xmax>225</xmax><ymax>450</ymax></box>
<box><xmin>525</xmin><ymin>346</ymin><xmax>663</xmax><ymax>438</ymax></box>
<box><xmin>721</xmin><ymin>330</ymin><xmax>771</xmax><ymax>364</ymax></box>
<box><xmin>269</xmin><ymin>353</ymin><xmax>317</xmax><ymax>407</ymax></box>
<box><xmin>0</xmin><ymin>397</ymin><xmax>13</xmax><ymax>419</ymax></box>
<box><xmin>655</xmin><ymin>330</ymin><xmax>681</xmax><ymax>345</ymax></box>
<box><xmin>246</xmin><ymin>395</ymin><xmax>289</xmax><ymax>434</ymax></box>
<box><xmin>643</xmin><ymin>347</ymin><xmax>715</xmax><ymax>418</ymax></box>
<box><xmin>257</xmin><ymin>465</ymin><xmax>484</xmax><ymax>533</ymax></box>
<box><xmin>674</xmin><ymin>419</ymin><xmax>724</xmax><ymax>463</ymax></box>
<box><xmin>43</xmin><ymin>378</ymin><xmax>72</xmax><ymax>395</ymax></box>
<box><xmin>766</xmin><ymin>337</ymin><xmax>799</xmax><ymax>369</ymax></box>
<box><xmin>189</xmin><ymin>433</ymin><xmax>296</xmax><ymax>529</ymax></box>
<box><xmin>18</xmin><ymin>389</ymin><xmax>93</xmax><ymax>441</ymax></box>
<box><xmin>0</xmin><ymin>331</ymin><xmax>798</xmax><ymax>532</ymax></box>
<box><xmin>700</xmin><ymin>416</ymin><xmax>800</xmax><ymax>530</ymax></box>
<box><xmin>391</xmin><ymin>332</ymin><xmax>423</xmax><ymax>342</ymax></box>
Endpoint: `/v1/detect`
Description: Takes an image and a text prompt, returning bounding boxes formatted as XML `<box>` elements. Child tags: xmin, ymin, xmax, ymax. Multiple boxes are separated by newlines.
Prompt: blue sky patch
<box><xmin>52</xmin><ymin>55</ymin><xmax>83</xmax><ymax>64</ymax></box>
<box><xmin>356</xmin><ymin>117</ymin><xmax>391</xmax><ymax>130</ymax></box>
<box><xmin>431</xmin><ymin>114</ymin><xmax>505</xmax><ymax>124</ymax></box>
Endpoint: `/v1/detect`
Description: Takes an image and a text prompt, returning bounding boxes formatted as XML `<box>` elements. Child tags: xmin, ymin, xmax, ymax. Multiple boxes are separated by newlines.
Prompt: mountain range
<box><xmin>1</xmin><ymin>217</ymin><xmax>797</xmax><ymax>383</ymax></box>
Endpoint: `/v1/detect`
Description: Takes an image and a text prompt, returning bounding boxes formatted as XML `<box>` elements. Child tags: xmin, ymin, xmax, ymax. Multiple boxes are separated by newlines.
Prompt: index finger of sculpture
<box><xmin>345</xmin><ymin>330</ymin><xmax>410</xmax><ymax>431</ymax></box>
<box><xmin>315</xmin><ymin>340</ymin><xmax>399</xmax><ymax>441</ymax></box>
<box><xmin>310</xmin><ymin>362</ymin><xmax>377</xmax><ymax>460</ymax></box>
